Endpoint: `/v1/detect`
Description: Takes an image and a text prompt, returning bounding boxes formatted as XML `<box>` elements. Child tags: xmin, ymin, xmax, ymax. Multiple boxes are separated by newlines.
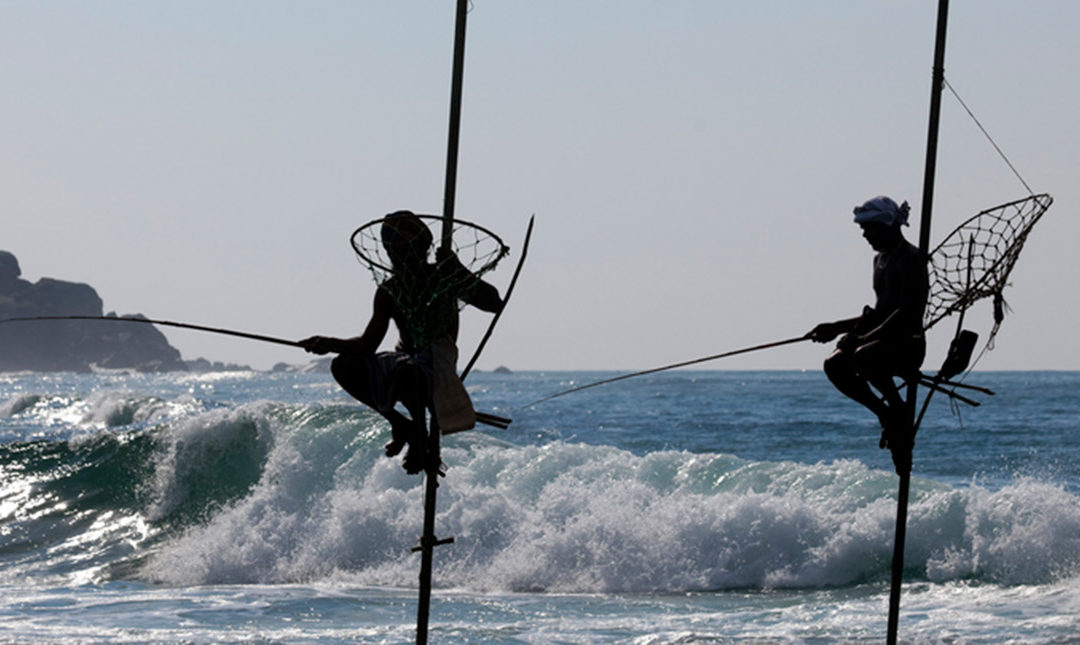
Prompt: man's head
<box><xmin>854</xmin><ymin>196</ymin><xmax>908</xmax><ymax>251</ymax></box>
<box><xmin>381</xmin><ymin>211</ymin><xmax>433</xmax><ymax>267</ymax></box>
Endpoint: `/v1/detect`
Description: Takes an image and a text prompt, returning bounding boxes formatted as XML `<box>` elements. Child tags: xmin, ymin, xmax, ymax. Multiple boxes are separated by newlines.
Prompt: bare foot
<box><xmin>384</xmin><ymin>419</ymin><xmax>411</xmax><ymax>457</ymax></box>
<box><xmin>385</xmin><ymin>439</ymin><xmax>405</xmax><ymax>457</ymax></box>
<box><xmin>877</xmin><ymin>407</ymin><xmax>906</xmax><ymax>450</ymax></box>
<box><xmin>402</xmin><ymin>441</ymin><xmax>429</xmax><ymax>474</ymax></box>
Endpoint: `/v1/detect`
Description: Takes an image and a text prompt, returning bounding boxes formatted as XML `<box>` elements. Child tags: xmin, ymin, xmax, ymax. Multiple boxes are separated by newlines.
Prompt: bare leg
<box><xmin>824</xmin><ymin>349</ymin><xmax>891</xmax><ymax>421</ymax></box>
<box><xmin>331</xmin><ymin>354</ymin><xmax>420</xmax><ymax>460</ymax></box>
<box><xmin>381</xmin><ymin>409</ymin><xmax>414</xmax><ymax>457</ymax></box>
<box><xmin>858</xmin><ymin>340</ymin><xmax>922</xmax><ymax>444</ymax></box>
<box><xmin>825</xmin><ymin>346</ymin><xmax>911</xmax><ymax>453</ymax></box>
<box><xmin>389</xmin><ymin>361</ymin><xmax>432</xmax><ymax>474</ymax></box>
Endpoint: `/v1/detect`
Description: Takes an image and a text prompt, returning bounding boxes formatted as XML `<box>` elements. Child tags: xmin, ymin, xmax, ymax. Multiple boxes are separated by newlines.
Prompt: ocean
<box><xmin>1</xmin><ymin>368</ymin><xmax>1078</xmax><ymax>643</ymax></box>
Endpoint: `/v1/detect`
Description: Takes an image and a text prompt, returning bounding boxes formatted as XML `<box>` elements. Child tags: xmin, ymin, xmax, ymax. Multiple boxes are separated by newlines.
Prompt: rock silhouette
<box><xmin>0</xmin><ymin>251</ymin><xmax>186</xmax><ymax>372</ymax></box>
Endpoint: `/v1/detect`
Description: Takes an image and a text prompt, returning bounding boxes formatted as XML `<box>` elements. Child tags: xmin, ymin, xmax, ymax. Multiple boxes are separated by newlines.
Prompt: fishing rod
<box><xmin>459</xmin><ymin>215</ymin><xmax>534</xmax><ymax>382</ymax></box>
<box><xmin>0</xmin><ymin>315</ymin><xmax>302</xmax><ymax>347</ymax></box>
<box><xmin>0</xmin><ymin>313</ymin><xmax>513</xmax><ymax>429</ymax></box>
<box><xmin>521</xmin><ymin>334</ymin><xmax>812</xmax><ymax>408</ymax></box>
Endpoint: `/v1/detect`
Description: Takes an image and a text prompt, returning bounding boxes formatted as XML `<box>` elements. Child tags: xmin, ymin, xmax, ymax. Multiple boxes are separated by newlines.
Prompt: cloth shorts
<box><xmin>331</xmin><ymin>350</ymin><xmax>432</xmax><ymax>414</ymax></box>
<box><xmin>835</xmin><ymin>335</ymin><xmax>927</xmax><ymax>378</ymax></box>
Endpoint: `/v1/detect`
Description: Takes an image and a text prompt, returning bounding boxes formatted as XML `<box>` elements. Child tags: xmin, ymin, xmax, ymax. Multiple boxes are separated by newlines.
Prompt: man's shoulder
<box><xmin>893</xmin><ymin>240</ymin><xmax>927</xmax><ymax>279</ymax></box>
<box><xmin>885</xmin><ymin>239</ymin><xmax>921</xmax><ymax>262</ymax></box>
<box><xmin>372</xmin><ymin>285</ymin><xmax>397</xmax><ymax>311</ymax></box>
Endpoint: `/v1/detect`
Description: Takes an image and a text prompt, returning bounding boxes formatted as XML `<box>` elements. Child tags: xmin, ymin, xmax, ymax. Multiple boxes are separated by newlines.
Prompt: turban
<box><xmin>853</xmin><ymin>196</ymin><xmax>910</xmax><ymax>227</ymax></box>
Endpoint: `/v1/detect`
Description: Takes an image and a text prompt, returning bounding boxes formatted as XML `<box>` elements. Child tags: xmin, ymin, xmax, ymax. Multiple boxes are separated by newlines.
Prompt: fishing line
<box><xmin>944</xmin><ymin>77</ymin><xmax>1035</xmax><ymax>196</ymax></box>
<box><xmin>520</xmin><ymin>334</ymin><xmax>811</xmax><ymax>409</ymax></box>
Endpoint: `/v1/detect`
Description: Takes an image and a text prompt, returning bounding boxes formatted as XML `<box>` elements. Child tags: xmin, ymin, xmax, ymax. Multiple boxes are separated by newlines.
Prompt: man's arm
<box><xmin>464</xmin><ymin>279</ymin><xmax>503</xmax><ymax>314</ymax></box>
<box><xmin>437</xmin><ymin>247</ymin><xmax>503</xmax><ymax>314</ymax></box>
<box><xmin>808</xmin><ymin>316</ymin><xmax>861</xmax><ymax>343</ymax></box>
<box><xmin>300</xmin><ymin>290</ymin><xmax>393</xmax><ymax>355</ymax></box>
<box><xmin>852</xmin><ymin>308</ymin><xmax>900</xmax><ymax>344</ymax></box>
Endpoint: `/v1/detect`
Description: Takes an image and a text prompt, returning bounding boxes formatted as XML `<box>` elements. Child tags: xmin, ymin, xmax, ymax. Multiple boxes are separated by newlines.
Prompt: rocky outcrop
<box><xmin>0</xmin><ymin>251</ymin><xmax>187</xmax><ymax>372</ymax></box>
<box><xmin>272</xmin><ymin>357</ymin><xmax>332</xmax><ymax>373</ymax></box>
<box><xmin>185</xmin><ymin>358</ymin><xmax>252</xmax><ymax>372</ymax></box>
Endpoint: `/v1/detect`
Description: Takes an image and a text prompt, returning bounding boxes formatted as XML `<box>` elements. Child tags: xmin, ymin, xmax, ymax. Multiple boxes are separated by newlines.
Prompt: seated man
<box><xmin>301</xmin><ymin>211</ymin><xmax>502</xmax><ymax>473</ymax></box>
<box><xmin>809</xmin><ymin>196</ymin><xmax>929</xmax><ymax>449</ymax></box>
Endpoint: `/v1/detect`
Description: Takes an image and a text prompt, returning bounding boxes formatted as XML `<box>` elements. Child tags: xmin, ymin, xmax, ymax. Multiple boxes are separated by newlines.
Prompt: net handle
<box><xmin>460</xmin><ymin>214</ymin><xmax>534</xmax><ymax>381</ymax></box>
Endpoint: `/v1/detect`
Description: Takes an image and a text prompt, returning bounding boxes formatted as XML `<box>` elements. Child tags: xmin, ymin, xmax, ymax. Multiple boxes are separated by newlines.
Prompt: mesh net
<box><xmin>351</xmin><ymin>214</ymin><xmax>508</xmax><ymax>350</ymax></box>
<box><xmin>924</xmin><ymin>193</ymin><xmax>1052</xmax><ymax>339</ymax></box>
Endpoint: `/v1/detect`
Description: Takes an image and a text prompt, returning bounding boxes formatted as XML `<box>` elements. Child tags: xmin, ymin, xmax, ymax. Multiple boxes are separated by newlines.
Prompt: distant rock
<box><xmin>493</xmin><ymin>365</ymin><xmax>513</xmax><ymax>374</ymax></box>
<box><xmin>0</xmin><ymin>251</ymin><xmax>187</xmax><ymax>373</ymax></box>
<box><xmin>272</xmin><ymin>357</ymin><xmax>333</xmax><ymax>373</ymax></box>
<box><xmin>185</xmin><ymin>358</ymin><xmax>253</xmax><ymax>372</ymax></box>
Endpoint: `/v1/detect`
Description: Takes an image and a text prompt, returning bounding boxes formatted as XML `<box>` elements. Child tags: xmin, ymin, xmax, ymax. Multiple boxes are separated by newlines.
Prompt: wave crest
<box><xmin>140</xmin><ymin>438</ymin><xmax>1080</xmax><ymax>592</ymax></box>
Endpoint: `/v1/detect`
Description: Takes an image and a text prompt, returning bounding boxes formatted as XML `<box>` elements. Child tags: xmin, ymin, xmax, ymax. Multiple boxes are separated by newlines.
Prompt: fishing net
<box><xmin>924</xmin><ymin>193</ymin><xmax>1052</xmax><ymax>342</ymax></box>
<box><xmin>351</xmin><ymin>213</ymin><xmax>508</xmax><ymax>350</ymax></box>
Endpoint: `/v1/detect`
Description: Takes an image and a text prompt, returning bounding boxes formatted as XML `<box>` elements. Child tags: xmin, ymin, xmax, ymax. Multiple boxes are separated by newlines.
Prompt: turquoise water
<box><xmin>2</xmin><ymin>369</ymin><xmax>1079</xmax><ymax>642</ymax></box>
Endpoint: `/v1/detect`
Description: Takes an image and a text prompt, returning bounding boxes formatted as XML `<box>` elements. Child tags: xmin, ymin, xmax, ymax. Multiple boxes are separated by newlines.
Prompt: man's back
<box><xmin>872</xmin><ymin>239</ymin><xmax>928</xmax><ymax>338</ymax></box>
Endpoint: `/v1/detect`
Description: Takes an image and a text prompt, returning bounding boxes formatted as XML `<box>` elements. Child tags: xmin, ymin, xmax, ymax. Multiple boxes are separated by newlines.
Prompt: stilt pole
<box><xmin>439</xmin><ymin>0</ymin><xmax>469</xmax><ymax>252</ymax></box>
<box><xmin>917</xmin><ymin>0</ymin><xmax>950</xmax><ymax>257</ymax></box>
<box><xmin>416</xmin><ymin>1</ymin><xmax>470</xmax><ymax>643</ymax></box>
<box><xmin>887</xmin><ymin>2</ymin><xmax>949</xmax><ymax>643</ymax></box>
<box><xmin>886</xmin><ymin>411</ymin><xmax>914</xmax><ymax>645</ymax></box>
<box><xmin>415</xmin><ymin>446</ymin><xmax>437</xmax><ymax>644</ymax></box>
<box><xmin>415</xmin><ymin>422</ymin><xmax>452</xmax><ymax>645</ymax></box>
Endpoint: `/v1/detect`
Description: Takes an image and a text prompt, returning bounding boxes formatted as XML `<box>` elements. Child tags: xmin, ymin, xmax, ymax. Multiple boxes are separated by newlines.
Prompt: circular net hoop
<box><xmin>351</xmin><ymin>214</ymin><xmax>509</xmax><ymax>348</ymax></box>
<box><xmin>924</xmin><ymin>193</ymin><xmax>1052</xmax><ymax>335</ymax></box>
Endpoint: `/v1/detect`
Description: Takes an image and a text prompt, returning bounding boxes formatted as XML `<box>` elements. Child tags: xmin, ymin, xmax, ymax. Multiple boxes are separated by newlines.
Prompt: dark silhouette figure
<box><xmin>809</xmin><ymin>197</ymin><xmax>929</xmax><ymax>449</ymax></box>
<box><xmin>301</xmin><ymin>211</ymin><xmax>502</xmax><ymax>473</ymax></box>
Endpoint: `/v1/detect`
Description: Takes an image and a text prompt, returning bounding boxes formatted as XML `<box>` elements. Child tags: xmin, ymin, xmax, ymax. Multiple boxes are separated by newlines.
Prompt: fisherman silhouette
<box><xmin>301</xmin><ymin>211</ymin><xmax>502</xmax><ymax>473</ymax></box>
<box><xmin>809</xmin><ymin>196</ymin><xmax>929</xmax><ymax>449</ymax></box>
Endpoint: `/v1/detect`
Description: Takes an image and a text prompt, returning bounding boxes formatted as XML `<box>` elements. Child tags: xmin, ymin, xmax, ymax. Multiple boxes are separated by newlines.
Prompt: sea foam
<box><xmin>0</xmin><ymin>392</ymin><xmax>41</xmax><ymax>417</ymax></box>
<box><xmin>140</xmin><ymin>429</ymin><xmax>1080</xmax><ymax>592</ymax></box>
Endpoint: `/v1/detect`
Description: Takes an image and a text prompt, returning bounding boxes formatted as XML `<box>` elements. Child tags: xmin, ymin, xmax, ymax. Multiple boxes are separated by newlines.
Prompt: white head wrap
<box><xmin>853</xmin><ymin>196</ymin><xmax>910</xmax><ymax>227</ymax></box>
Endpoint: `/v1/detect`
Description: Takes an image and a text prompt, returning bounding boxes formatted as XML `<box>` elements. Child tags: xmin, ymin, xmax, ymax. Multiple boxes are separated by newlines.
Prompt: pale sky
<box><xmin>3</xmin><ymin>1</ymin><xmax>1077</xmax><ymax>371</ymax></box>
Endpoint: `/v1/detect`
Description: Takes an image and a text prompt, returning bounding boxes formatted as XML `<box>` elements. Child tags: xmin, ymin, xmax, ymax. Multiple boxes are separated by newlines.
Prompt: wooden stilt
<box><xmin>414</xmin><ymin>418</ymin><xmax>451</xmax><ymax>645</ymax></box>
<box><xmin>416</xmin><ymin>0</ymin><xmax>469</xmax><ymax>641</ymax></box>
<box><xmin>886</xmin><ymin>384</ymin><xmax>916</xmax><ymax>645</ymax></box>
<box><xmin>889</xmin><ymin>2</ymin><xmax>950</xmax><ymax>642</ymax></box>
<box><xmin>887</xmin><ymin>470</ymin><xmax>911</xmax><ymax>645</ymax></box>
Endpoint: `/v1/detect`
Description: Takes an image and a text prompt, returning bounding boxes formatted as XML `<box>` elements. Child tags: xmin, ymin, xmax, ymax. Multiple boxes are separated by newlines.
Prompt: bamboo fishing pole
<box><xmin>521</xmin><ymin>334</ymin><xmax>813</xmax><ymax>408</ymax></box>
<box><xmin>0</xmin><ymin>314</ymin><xmax>515</xmax><ymax>428</ymax></box>
<box><xmin>0</xmin><ymin>315</ymin><xmax>303</xmax><ymax>347</ymax></box>
<box><xmin>458</xmin><ymin>215</ymin><xmax>534</xmax><ymax>382</ymax></box>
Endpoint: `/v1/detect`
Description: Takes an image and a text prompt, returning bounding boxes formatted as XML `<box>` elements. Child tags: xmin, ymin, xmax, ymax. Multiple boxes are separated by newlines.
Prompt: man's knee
<box><xmin>331</xmin><ymin>354</ymin><xmax>376</xmax><ymax>406</ymax></box>
<box><xmin>329</xmin><ymin>353</ymin><xmax>353</xmax><ymax>384</ymax></box>
<box><xmin>853</xmin><ymin>340</ymin><xmax>921</xmax><ymax>381</ymax></box>
<box><xmin>823</xmin><ymin>350</ymin><xmax>851</xmax><ymax>382</ymax></box>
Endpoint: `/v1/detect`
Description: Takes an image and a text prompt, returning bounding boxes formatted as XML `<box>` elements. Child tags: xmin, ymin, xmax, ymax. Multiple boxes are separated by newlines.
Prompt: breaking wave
<box><xmin>3</xmin><ymin>381</ymin><xmax>1080</xmax><ymax>593</ymax></box>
